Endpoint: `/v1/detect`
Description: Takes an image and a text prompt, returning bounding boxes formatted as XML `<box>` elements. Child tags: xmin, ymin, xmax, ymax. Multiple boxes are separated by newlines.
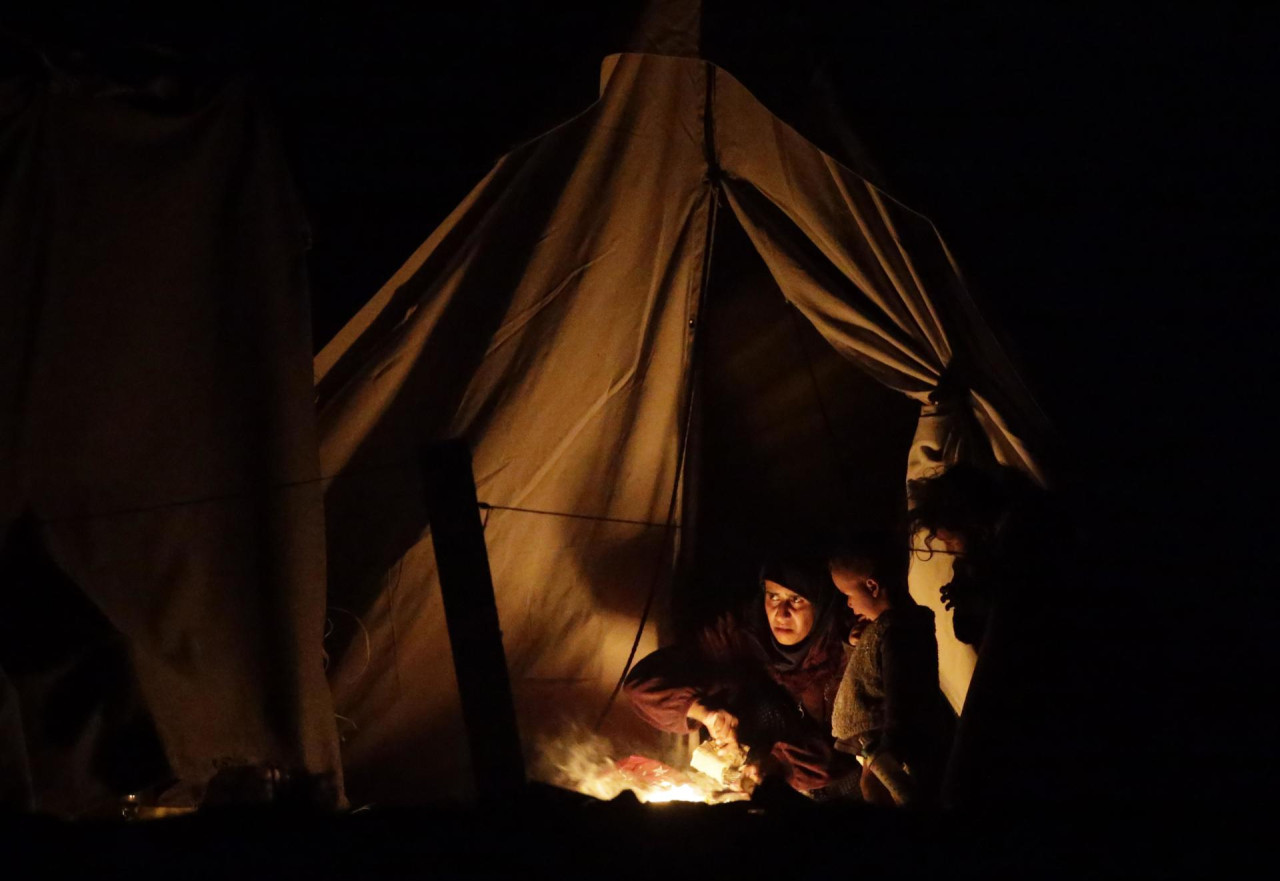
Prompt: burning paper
<box><xmin>613</xmin><ymin>756</ymin><xmax>711</xmax><ymax>803</ymax></box>
<box><xmin>533</xmin><ymin>727</ymin><xmax>749</xmax><ymax>805</ymax></box>
<box><xmin>689</xmin><ymin>739</ymin><xmax>754</xmax><ymax>793</ymax></box>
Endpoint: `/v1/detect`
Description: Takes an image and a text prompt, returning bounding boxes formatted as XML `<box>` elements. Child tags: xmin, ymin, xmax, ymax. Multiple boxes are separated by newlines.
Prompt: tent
<box><xmin>0</xmin><ymin>66</ymin><xmax>342</xmax><ymax>809</ymax></box>
<box><xmin>315</xmin><ymin>39</ymin><xmax>1051</xmax><ymax>803</ymax></box>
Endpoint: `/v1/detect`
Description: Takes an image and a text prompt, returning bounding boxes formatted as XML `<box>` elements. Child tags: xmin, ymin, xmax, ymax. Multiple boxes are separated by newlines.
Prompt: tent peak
<box><xmin>624</xmin><ymin>0</ymin><xmax>701</xmax><ymax>58</ymax></box>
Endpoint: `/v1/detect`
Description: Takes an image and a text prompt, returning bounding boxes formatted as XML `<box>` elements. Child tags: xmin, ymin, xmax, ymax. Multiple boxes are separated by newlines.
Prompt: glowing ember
<box><xmin>640</xmin><ymin>782</ymin><xmax>709</xmax><ymax>804</ymax></box>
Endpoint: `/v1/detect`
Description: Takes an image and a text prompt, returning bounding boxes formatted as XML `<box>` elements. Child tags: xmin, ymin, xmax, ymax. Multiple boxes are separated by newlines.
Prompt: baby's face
<box><xmin>831</xmin><ymin>569</ymin><xmax>879</xmax><ymax>621</ymax></box>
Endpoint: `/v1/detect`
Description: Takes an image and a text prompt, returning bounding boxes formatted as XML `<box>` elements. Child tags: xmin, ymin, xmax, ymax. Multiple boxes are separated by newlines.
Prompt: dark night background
<box><xmin>2</xmin><ymin>0</ymin><xmax>1276</xmax><ymax>849</ymax></box>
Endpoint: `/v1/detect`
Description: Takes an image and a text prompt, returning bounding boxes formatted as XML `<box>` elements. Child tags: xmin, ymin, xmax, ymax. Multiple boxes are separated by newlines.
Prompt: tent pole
<box><xmin>421</xmin><ymin>438</ymin><xmax>525</xmax><ymax>804</ymax></box>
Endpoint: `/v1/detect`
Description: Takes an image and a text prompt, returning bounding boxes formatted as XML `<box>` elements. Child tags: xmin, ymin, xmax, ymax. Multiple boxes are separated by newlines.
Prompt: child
<box><xmin>828</xmin><ymin>542</ymin><xmax>953</xmax><ymax>805</ymax></box>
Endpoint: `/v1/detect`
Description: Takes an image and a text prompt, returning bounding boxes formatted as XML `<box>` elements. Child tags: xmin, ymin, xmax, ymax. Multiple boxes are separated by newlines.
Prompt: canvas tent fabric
<box><xmin>316</xmin><ymin>51</ymin><xmax>1049</xmax><ymax>803</ymax></box>
<box><xmin>672</xmin><ymin>213</ymin><xmax>922</xmax><ymax>635</ymax></box>
<box><xmin>0</xmin><ymin>73</ymin><xmax>342</xmax><ymax>804</ymax></box>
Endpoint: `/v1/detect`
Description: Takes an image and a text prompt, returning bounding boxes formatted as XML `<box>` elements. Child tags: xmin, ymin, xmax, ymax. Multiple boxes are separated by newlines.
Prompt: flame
<box><xmin>640</xmin><ymin>783</ymin><xmax>707</xmax><ymax>804</ymax></box>
<box><xmin>532</xmin><ymin>726</ymin><xmax>733</xmax><ymax>805</ymax></box>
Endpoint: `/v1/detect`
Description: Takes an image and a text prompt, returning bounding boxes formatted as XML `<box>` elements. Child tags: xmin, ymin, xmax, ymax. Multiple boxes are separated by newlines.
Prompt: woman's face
<box><xmin>762</xmin><ymin>580</ymin><xmax>815</xmax><ymax>646</ymax></box>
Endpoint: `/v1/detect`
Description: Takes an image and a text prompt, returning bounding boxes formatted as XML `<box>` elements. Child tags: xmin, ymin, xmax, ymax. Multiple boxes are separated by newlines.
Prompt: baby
<box><xmin>828</xmin><ymin>543</ymin><xmax>952</xmax><ymax>805</ymax></box>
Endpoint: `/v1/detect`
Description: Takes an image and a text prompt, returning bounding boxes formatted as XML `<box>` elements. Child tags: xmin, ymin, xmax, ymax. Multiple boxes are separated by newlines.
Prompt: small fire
<box><xmin>532</xmin><ymin>727</ymin><xmax>742</xmax><ymax>805</ymax></box>
<box><xmin>612</xmin><ymin>755</ymin><xmax>715</xmax><ymax>804</ymax></box>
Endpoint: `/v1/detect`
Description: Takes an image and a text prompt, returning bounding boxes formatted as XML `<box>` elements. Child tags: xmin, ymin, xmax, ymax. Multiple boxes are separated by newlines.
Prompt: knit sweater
<box><xmin>830</xmin><ymin>604</ymin><xmax>949</xmax><ymax>765</ymax></box>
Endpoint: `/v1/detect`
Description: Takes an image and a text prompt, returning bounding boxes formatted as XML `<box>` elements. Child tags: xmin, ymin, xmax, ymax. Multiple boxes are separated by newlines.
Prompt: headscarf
<box><xmin>755</xmin><ymin>558</ymin><xmax>841</xmax><ymax>673</ymax></box>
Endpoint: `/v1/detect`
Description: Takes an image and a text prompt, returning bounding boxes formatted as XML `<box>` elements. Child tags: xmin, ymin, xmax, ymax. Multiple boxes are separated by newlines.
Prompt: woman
<box><xmin>908</xmin><ymin>463</ymin><xmax>1054</xmax><ymax>648</ymax></box>
<box><xmin>908</xmin><ymin>464</ymin><xmax>1085</xmax><ymax>807</ymax></box>
<box><xmin>623</xmin><ymin>559</ymin><xmax>856</xmax><ymax>793</ymax></box>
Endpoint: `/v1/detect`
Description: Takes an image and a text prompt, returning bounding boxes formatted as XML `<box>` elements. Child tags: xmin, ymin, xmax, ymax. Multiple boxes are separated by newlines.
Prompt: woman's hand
<box><xmin>740</xmin><ymin>752</ymin><xmax>787</xmax><ymax>793</ymax></box>
<box><xmin>704</xmin><ymin>709</ymin><xmax>740</xmax><ymax>746</ymax></box>
<box><xmin>688</xmin><ymin>701</ymin><xmax>740</xmax><ymax>746</ymax></box>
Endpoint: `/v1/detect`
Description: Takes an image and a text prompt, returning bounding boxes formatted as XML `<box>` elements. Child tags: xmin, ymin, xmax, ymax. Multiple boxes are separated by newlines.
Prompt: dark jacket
<box><xmin>938</xmin><ymin>481</ymin><xmax>1090</xmax><ymax>807</ymax></box>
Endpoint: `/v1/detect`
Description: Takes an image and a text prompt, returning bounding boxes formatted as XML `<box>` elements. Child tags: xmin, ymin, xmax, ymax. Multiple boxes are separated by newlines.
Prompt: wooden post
<box><xmin>421</xmin><ymin>439</ymin><xmax>525</xmax><ymax>804</ymax></box>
